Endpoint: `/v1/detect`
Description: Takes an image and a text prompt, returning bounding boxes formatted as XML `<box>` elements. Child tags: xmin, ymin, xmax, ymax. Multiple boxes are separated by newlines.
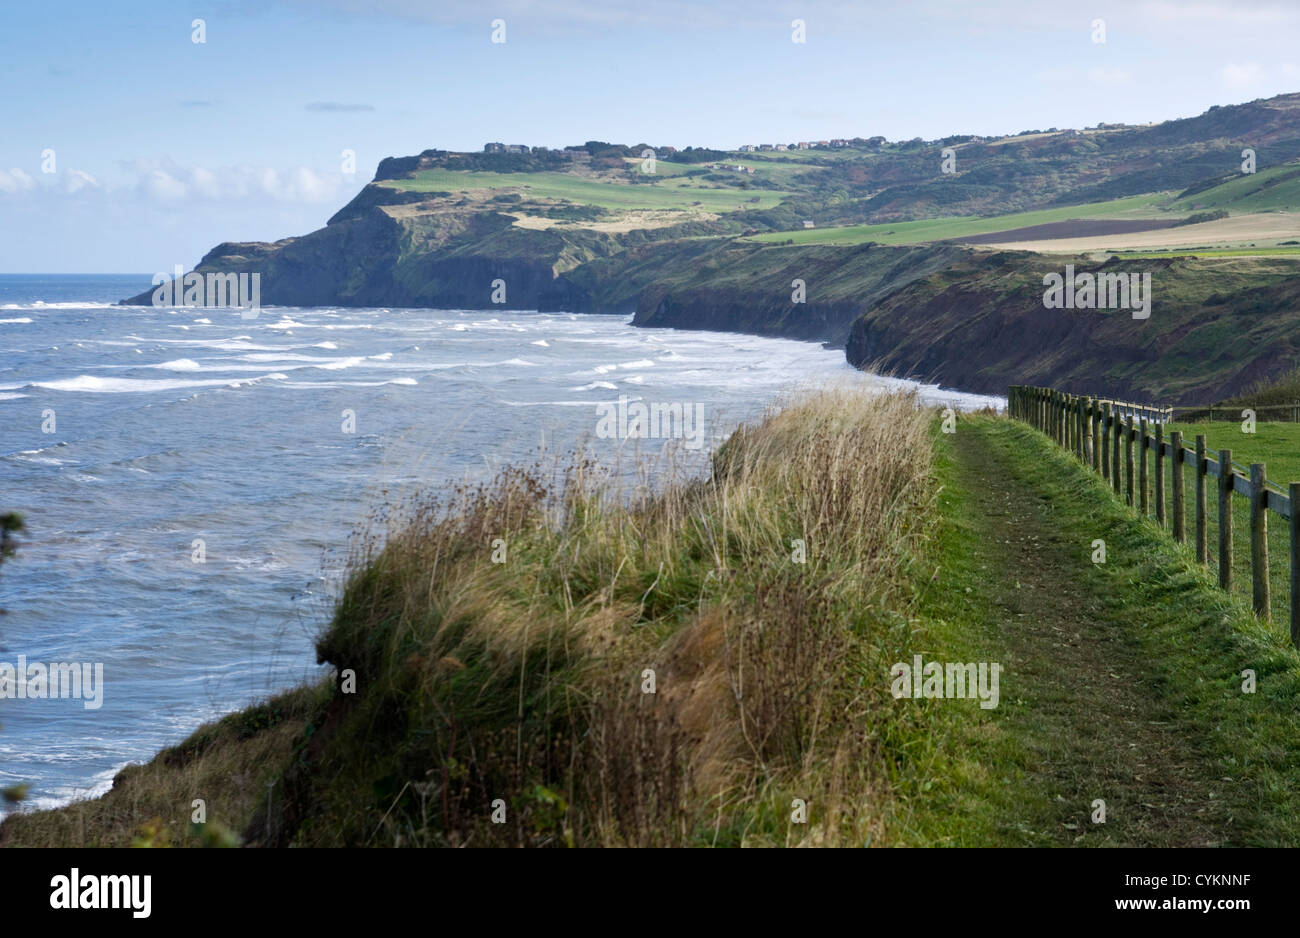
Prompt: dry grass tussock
<box><xmin>291</xmin><ymin>386</ymin><xmax>936</xmax><ymax>847</ymax></box>
<box><xmin>2</xmin><ymin>387</ymin><xmax>939</xmax><ymax>848</ymax></box>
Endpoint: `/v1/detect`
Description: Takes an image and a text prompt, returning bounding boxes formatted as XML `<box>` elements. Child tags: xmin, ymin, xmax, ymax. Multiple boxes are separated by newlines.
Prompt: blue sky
<box><xmin>1</xmin><ymin>0</ymin><xmax>1297</xmax><ymax>272</ymax></box>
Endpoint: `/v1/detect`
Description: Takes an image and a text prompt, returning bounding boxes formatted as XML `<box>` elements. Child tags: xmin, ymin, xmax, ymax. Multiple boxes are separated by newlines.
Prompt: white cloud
<box><xmin>63</xmin><ymin>169</ymin><xmax>99</xmax><ymax>194</ymax></box>
<box><xmin>144</xmin><ymin>169</ymin><xmax>189</xmax><ymax>201</ymax></box>
<box><xmin>118</xmin><ymin>161</ymin><xmax>348</xmax><ymax>205</ymax></box>
<box><xmin>0</xmin><ymin>168</ymin><xmax>36</xmax><ymax>193</ymax></box>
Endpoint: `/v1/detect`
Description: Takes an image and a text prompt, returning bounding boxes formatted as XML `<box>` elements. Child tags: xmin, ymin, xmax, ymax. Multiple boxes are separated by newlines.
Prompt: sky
<box><xmin>1</xmin><ymin>0</ymin><xmax>1297</xmax><ymax>272</ymax></box>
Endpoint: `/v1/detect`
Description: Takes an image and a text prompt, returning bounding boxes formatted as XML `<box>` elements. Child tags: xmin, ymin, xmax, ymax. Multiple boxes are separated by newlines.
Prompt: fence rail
<box><xmin>1007</xmin><ymin>384</ymin><xmax>1300</xmax><ymax>647</ymax></box>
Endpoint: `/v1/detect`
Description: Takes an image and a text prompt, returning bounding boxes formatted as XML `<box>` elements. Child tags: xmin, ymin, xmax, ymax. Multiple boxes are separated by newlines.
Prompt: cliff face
<box><xmin>631</xmin><ymin>242</ymin><xmax>968</xmax><ymax>345</ymax></box>
<box><xmin>844</xmin><ymin>251</ymin><xmax>1300</xmax><ymax>405</ymax></box>
<box><xmin>121</xmin><ymin>210</ymin><xmax>1300</xmax><ymax>406</ymax></box>
<box><xmin>123</xmin><ymin>205</ymin><xmax>624</xmax><ymax>312</ymax></box>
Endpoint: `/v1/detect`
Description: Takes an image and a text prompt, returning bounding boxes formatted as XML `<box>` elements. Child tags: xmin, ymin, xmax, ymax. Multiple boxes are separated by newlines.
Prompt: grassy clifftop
<box><xmin>3</xmin><ymin>390</ymin><xmax>953</xmax><ymax>847</ymax></box>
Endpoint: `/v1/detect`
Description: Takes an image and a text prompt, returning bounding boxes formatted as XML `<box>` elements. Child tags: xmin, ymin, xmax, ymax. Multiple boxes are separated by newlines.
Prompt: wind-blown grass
<box><xmin>3</xmin><ymin>388</ymin><xmax>944</xmax><ymax>847</ymax></box>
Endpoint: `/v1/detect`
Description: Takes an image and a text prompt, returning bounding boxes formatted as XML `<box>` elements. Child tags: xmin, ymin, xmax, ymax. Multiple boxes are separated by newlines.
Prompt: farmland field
<box><xmin>1172</xmin><ymin>165</ymin><xmax>1300</xmax><ymax>213</ymax></box>
<box><xmin>382</xmin><ymin>167</ymin><xmax>790</xmax><ymax>212</ymax></box>
<box><xmin>989</xmin><ymin>211</ymin><xmax>1300</xmax><ymax>253</ymax></box>
<box><xmin>744</xmin><ymin>193</ymin><xmax>1173</xmax><ymax>245</ymax></box>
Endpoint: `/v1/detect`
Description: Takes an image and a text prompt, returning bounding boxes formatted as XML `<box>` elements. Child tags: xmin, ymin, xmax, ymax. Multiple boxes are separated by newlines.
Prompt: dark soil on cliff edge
<box><xmin>917</xmin><ymin>416</ymin><xmax>1300</xmax><ymax>845</ymax></box>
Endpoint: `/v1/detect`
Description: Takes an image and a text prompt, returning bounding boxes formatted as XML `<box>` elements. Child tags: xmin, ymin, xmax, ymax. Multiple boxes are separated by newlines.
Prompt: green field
<box><xmin>638</xmin><ymin>157</ymin><xmax>824</xmax><ymax>187</ymax></box>
<box><xmin>383</xmin><ymin>167</ymin><xmax>790</xmax><ymax>212</ymax></box>
<box><xmin>1172</xmin><ymin>164</ymin><xmax>1300</xmax><ymax>213</ymax></box>
<box><xmin>1117</xmin><ymin>420</ymin><xmax>1300</xmax><ymax>629</ymax></box>
<box><xmin>745</xmin><ymin>193</ymin><xmax>1174</xmax><ymax>245</ymax></box>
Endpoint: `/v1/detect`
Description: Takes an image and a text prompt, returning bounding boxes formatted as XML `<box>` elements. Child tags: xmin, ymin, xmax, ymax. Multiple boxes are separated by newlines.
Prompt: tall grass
<box><xmin>272</xmin><ymin>387</ymin><xmax>936</xmax><ymax>847</ymax></box>
<box><xmin>0</xmin><ymin>388</ymin><xmax>940</xmax><ymax>848</ymax></box>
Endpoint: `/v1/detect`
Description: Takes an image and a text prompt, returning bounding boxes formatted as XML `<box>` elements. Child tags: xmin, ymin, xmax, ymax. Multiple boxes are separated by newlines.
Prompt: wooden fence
<box><xmin>1008</xmin><ymin>385</ymin><xmax>1300</xmax><ymax>647</ymax></box>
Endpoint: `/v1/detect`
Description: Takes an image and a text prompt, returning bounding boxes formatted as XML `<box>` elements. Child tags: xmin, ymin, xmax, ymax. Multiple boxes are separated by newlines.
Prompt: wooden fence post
<box><xmin>1155</xmin><ymin>422</ymin><xmax>1165</xmax><ymax>527</ymax></box>
<box><xmin>1125</xmin><ymin>417</ymin><xmax>1135</xmax><ymax>507</ymax></box>
<box><xmin>1080</xmin><ymin>397</ymin><xmax>1087</xmax><ymax>462</ymax></box>
<box><xmin>1090</xmin><ymin>398</ymin><xmax>1101</xmax><ymax>473</ymax></box>
<box><xmin>1139</xmin><ymin>418</ymin><xmax>1150</xmax><ymax>515</ymax></box>
<box><xmin>1113</xmin><ymin>409</ymin><xmax>1123</xmax><ymax>496</ymax></box>
<box><xmin>1072</xmin><ymin>395</ymin><xmax>1079</xmax><ymax>458</ymax></box>
<box><xmin>1290</xmin><ymin>482</ymin><xmax>1299</xmax><ymax>648</ymax></box>
<box><xmin>1171</xmin><ymin>430</ymin><xmax>1185</xmax><ymax>543</ymax></box>
<box><xmin>1195</xmin><ymin>435</ymin><xmax>1208</xmax><ymax>563</ymax></box>
<box><xmin>1219</xmin><ymin>448</ymin><xmax>1233</xmax><ymax>590</ymax></box>
<box><xmin>1063</xmin><ymin>393</ymin><xmax>1071</xmax><ymax>450</ymax></box>
<box><xmin>1071</xmin><ymin>394</ymin><xmax>1079</xmax><ymax>456</ymax></box>
<box><xmin>1102</xmin><ymin>403</ymin><xmax>1111</xmax><ymax>480</ymax></box>
<box><xmin>1062</xmin><ymin>392</ymin><xmax>1068</xmax><ymax>450</ymax></box>
<box><xmin>1251</xmin><ymin>463</ymin><xmax>1270</xmax><ymax>620</ymax></box>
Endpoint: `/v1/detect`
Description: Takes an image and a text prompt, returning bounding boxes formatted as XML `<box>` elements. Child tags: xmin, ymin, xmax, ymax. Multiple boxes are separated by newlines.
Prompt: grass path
<box><xmin>903</xmin><ymin>416</ymin><xmax>1300</xmax><ymax>846</ymax></box>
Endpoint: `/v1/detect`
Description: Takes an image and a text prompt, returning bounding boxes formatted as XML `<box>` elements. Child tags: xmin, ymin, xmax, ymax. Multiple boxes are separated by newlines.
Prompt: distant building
<box><xmin>802</xmin><ymin>220</ymin><xmax>815</xmax><ymax>228</ymax></box>
<box><xmin>484</xmin><ymin>142</ymin><xmax>505</xmax><ymax>152</ymax></box>
<box><xmin>817</xmin><ymin>140</ymin><xmax>830</xmax><ymax>147</ymax></box>
<box><xmin>738</xmin><ymin>144</ymin><xmax>755</xmax><ymax>152</ymax></box>
<box><xmin>797</xmin><ymin>141</ymin><xmax>810</xmax><ymax>149</ymax></box>
<box><xmin>775</xmin><ymin>143</ymin><xmax>788</xmax><ymax>151</ymax></box>
<box><xmin>759</xmin><ymin>143</ymin><xmax>774</xmax><ymax>151</ymax></box>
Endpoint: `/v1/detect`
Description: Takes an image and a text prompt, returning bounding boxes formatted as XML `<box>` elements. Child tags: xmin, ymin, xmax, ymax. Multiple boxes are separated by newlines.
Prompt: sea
<box><xmin>0</xmin><ymin>273</ymin><xmax>1002</xmax><ymax>818</ymax></box>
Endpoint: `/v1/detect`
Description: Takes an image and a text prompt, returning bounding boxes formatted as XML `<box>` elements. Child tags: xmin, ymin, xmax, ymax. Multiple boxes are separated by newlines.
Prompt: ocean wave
<box><xmin>32</xmin><ymin>372</ymin><xmax>288</xmax><ymax>393</ymax></box>
<box><xmin>278</xmin><ymin>377</ymin><xmax>417</xmax><ymax>389</ymax></box>
<box><xmin>0</xmin><ymin>317</ymin><xmax>34</xmax><ymax>324</ymax></box>
<box><xmin>0</xmin><ymin>301</ymin><xmax>118</xmax><ymax>310</ymax></box>
<box><xmin>316</xmin><ymin>356</ymin><xmax>366</xmax><ymax>371</ymax></box>
<box><xmin>499</xmin><ymin>399</ymin><xmax>611</xmax><ymax>407</ymax></box>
